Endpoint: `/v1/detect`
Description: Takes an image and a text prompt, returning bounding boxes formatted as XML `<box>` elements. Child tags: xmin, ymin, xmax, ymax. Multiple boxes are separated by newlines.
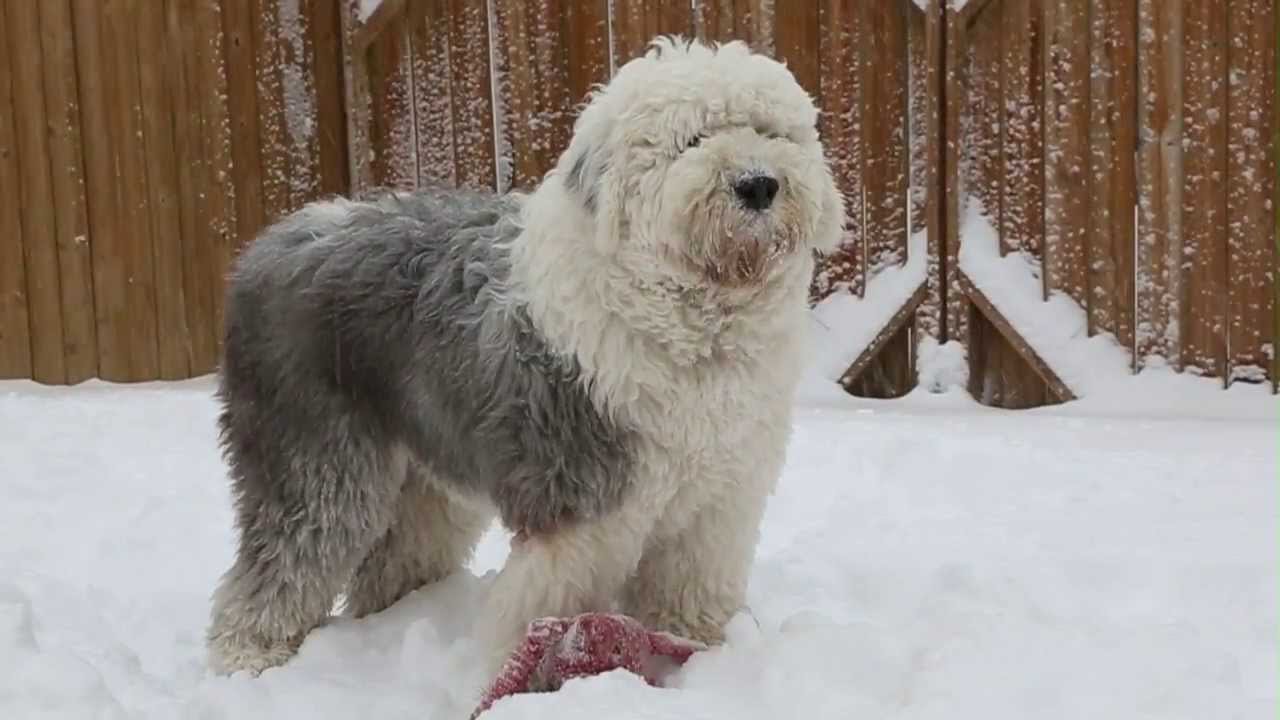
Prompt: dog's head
<box><xmin>555</xmin><ymin>36</ymin><xmax>844</xmax><ymax>291</ymax></box>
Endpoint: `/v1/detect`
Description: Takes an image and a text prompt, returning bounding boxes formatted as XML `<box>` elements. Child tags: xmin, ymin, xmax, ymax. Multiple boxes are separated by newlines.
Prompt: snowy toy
<box><xmin>470</xmin><ymin>613</ymin><xmax>705</xmax><ymax>718</ymax></box>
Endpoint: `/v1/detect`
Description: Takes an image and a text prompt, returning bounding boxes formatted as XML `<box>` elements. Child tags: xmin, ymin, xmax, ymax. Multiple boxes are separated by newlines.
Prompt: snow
<box><xmin>810</xmin><ymin>230</ymin><xmax>928</xmax><ymax>382</ymax></box>
<box><xmin>356</xmin><ymin>0</ymin><xmax>383</xmax><ymax>23</ymax></box>
<box><xmin>1</xmin><ymin>341</ymin><xmax>1276</xmax><ymax>718</ymax></box>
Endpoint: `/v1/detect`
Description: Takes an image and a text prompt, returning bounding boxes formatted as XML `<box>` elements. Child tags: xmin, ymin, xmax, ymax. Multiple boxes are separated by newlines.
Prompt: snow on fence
<box><xmin>1</xmin><ymin>0</ymin><xmax>1274</xmax><ymax>411</ymax></box>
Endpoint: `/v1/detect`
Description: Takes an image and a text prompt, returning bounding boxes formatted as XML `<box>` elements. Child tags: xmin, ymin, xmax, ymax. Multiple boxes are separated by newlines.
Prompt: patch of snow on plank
<box><xmin>809</xmin><ymin>230</ymin><xmax>928</xmax><ymax>382</ymax></box>
<box><xmin>957</xmin><ymin>204</ymin><xmax>1131</xmax><ymax>396</ymax></box>
<box><xmin>357</xmin><ymin>0</ymin><xmax>383</xmax><ymax>23</ymax></box>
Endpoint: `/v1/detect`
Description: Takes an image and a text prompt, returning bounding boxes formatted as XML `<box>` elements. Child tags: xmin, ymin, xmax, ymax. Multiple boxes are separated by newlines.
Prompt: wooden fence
<box><xmin>1</xmin><ymin>0</ymin><xmax>1275</xmax><ymax>410</ymax></box>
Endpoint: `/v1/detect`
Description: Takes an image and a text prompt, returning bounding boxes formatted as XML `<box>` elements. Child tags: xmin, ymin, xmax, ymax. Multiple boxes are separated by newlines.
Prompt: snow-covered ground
<box><xmin>1</xmin><ymin>361</ymin><xmax>1275</xmax><ymax>719</ymax></box>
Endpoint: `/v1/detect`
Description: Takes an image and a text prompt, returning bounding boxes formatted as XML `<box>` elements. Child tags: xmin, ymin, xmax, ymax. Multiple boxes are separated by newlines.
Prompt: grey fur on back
<box><xmin>217</xmin><ymin>187</ymin><xmax>636</xmax><ymax>538</ymax></box>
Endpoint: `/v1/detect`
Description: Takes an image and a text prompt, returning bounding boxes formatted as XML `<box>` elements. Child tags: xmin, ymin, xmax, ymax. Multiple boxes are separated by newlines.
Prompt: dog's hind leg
<box><xmin>206</xmin><ymin>417</ymin><xmax>407</xmax><ymax>676</ymax></box>
<box><xmin>343</xmin><ymin>465</ymin><xmax>493</xmax><ymax>618</ymax></box>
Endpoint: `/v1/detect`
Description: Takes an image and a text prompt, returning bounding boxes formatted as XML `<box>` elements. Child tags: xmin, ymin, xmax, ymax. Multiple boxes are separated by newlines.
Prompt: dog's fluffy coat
<box><xmin>206</xmin><ymin>36</ymin><xmax>844</xmax><ymax>677</ymax></box>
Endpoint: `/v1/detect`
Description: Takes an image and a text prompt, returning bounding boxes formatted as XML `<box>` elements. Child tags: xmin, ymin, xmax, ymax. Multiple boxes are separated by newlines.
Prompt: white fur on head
<box><xmin>553</xmin><ymin>36</ymin><xmax>844</xmax><ymax>286</ymax></box>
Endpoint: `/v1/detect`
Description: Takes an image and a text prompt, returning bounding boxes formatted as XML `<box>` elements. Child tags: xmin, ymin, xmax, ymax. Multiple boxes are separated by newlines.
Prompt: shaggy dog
<box><xmin>206</xmin><ymin>36</ymin><xmax>843</xmax><ymax>677</ymax></box>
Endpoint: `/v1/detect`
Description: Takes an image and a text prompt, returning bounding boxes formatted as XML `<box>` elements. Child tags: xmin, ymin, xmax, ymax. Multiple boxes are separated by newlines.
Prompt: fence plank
<box><xmin>137</xmin><ymin>1</ymin><xmax>191</xmax><ymax>379</ymax></box>
<box><xmin>275</xmin><ymin>0</ymin><xmax>324</xmax><ymax>209</ymax></box>
<box><xmin>917</xmin><ymin>0</ymin><xmax>943</xmax><ymax>340</ymax></box>
<box><xmin>198</xmin><ymin>0</ymin><xmax>239</xmax><ymax>352</ymax></box>
<box><xmin>38</xmin><ymin>0</ymin><xmax>98</xmax><ymax>382</ymax></box>
<box><xmin>1001</xmin><ymin>0</ymin><xmax>1043</xmax><ymax>259</ymax></box>
<box><xmin>966</xmin><ymin>7</ymin><xmax>1002</xmax><ymax>232</ymax></box>
<box><xmin>909</xmin><ymin>6</ymin><xmax>928</xmax><ymax>238</ymax></box>
<box><xmin>1226</xmin><ymin>0</ymin><xmax>1276</xmax><ymax>384</ymax></box>
<box><xmin>943</xmin><ymin>6</ymin><xmax>966</xmax><ymax>344</ymax></box>
<box><xmin>308</xmin><ymin>0</ymin><xmax>348</xmax><ymax>196</ymax></box>
<box><xmin>411</xmin><ymin>1</ymin><xmax>457</xmax><ymax>188</ymax></box>
<box><xmin>0</xmin><ymin>1</ymin><xmax>32</xmax><ymax>379</ymax></box>
<box><xmin>564</xmin><ymin>0</ymin><xmax>609</xmax><ymax>104</ymax></box>
<box><xmin>1085</xmin><ymin>0</ymin><xmax>1136</xmax><ymax>352</ymax></box>
<box><xmin>367</xmin><ymin>22</ymin><xmax>417</xmax><ymax>188</ymax></box>
<box><xmin>1135</xmin><ymin>0</ymin><xmax>1182</xmax><ymax>367</ymax></box>
<box><xmin>111</xmin><ymin>0</ymin><xmax>163</xmax><ymax>380</ymax></box>
<box><xmin>7</xmin><ymin>0</ymin><xmax>67</xmax><ymax>383</ymax></box>
<box><xmin>1181</xmin><ymin>0</ymin><xmax>1229</xmax><ymax>378</ymax></box>
<box><xmin>223</xmin><ymin>0</ymin><xmax>267</xmax><ymax>241</ymax></box>
<box><xmin>71</xmin><ymin>0</ymin><xmax>127</xmax><ymax>379</ymax></box>
<box><xmin>164</xmin><ymin>0</ymin><xmax>217</xmax><ymax>374</ymax></box>
<box><xmin>1043</xmin><ymin>0</ymin><xmax>1089</xmax><ymax>308</ymax></box>
<box><xmin>775</xmin><ymin>0</ymin><xmax>820</xmax><ymax>99</ymax></box>
<box><xmin>448</xmin><ymin>0</ymin><xmax>498</xmax><ymax>189</ymax></box>
<box><xmin>253</xmin><ymin>0</ymin><xmax>292</xmax><ymax>221</ymax></box>
<box><xmin>809</xmin><ymin>0</ymin><xmax>863</xmax><ymax>301</ymax></box>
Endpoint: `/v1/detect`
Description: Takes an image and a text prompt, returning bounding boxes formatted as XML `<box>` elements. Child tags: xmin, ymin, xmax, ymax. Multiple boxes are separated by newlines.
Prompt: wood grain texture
<box><xmin>447</xmin><ymin>0</ymin><xmax>497</xmax><ymax>189</ymax></box>
<box><xmin>918</xmin><ymin>0</ymin><xmax>944</xmax><ymax>341</ymax></box>
<box><xmin>137</xmin><ymin>0</ymin><xmax>191</xmax><ymax>379</ymax></box>
<box><xmin>197</xmin><ymin>0</ymin><xmax>239</xmax><ymax>355</ymax></box>
<box><xmin>1043</xmin><ymin>0</ymin><xmax>1089</xmax><ymax>308</ymax></box>
<box><xmin>809</xmin><ymin>0</ymin><xmax>863</xmax><ymax>302</ymax></box>
<box><xmin>1226</xmin><ymin>0</ymin><xmax>1276</xmax><ymax>384</ymax></box>
<box><xmin>943</xmin><ymin>6</ymin><xmax>966</xmax><ymax>345</ymax></box>
<box><xmin>862</xmin><ymin>1</ymin><xmax>910</xmax><ymax>273</ymax></box>
<box><xmin>308</xmin><ymin>0</ymin><xmax>349</xmax><ymax>196</ymax></box>
<box><xmin>1086</xmin><ymin>0</ymin><xmax>1136</xmax><ymax>351</ymax></box>
<box><xmin>1001</xmin><ymin>0</ymin><xmax>1043</xmax><ymax>259</ymax></box>
<box><xmin>774</xmin><ymin>0</ymin><xmax>820</xmax><ymax>99</ymax></box>
<box><xmin>38</xmin><ymin>0</ymin><xmax>98</xmax><ymax>382</ymax></box>
<box><xmin>0</xmin><ymin>0</ymin><xmax>32</xmax><ymax>379</ymax></box>
<box><xmin>6</xmin><ymin>0</ymin><xmax>67</xmax><ymax>383</ymax></box>
<box><xmin>164</xmin><ymin>0</ymin><xmax>215</xmax><ymax>374</ymax></box>
<box><xmin>411</xmin><ymin>0</ymin><xmax>457</xmax><ymax>188</ymax></box>
<box><xmin>223</xmin><ymin>0</ymin><xmax>267</xmax><ymax>243</ymax></box>
<box><xmin>1181</xmin><ymin>0</ymin><xmax>1229</xmax><ymax>378</ymax></box>
<box><xmin>1135</xmin><ymin>0</ymin><xmax>1182</xmax><ymax>367</ymax></box>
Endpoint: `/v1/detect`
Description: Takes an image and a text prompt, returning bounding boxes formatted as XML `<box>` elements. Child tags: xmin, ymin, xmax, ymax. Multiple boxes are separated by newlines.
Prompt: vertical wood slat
<box><xmin>694</xmin><ymin>0</ymin><xmax>773</xmax><ymax>52</ymax></box>
<box><xmin>1043</xmin><ymin>0</ymin><xmax>1090</xmax><ymax>308</ymax></box>
<box><xmin>908</xmin><ymin>6</ymin><xmax>929</xmax><ymax>238</ymax></box>
<box><xmin>412</xmin><ymin>1</ymin><xmax>457</xmax><ymax>188</ymax></box>
<box><xmin>967</xmin><ymin>6</ymin><xmax>1002</xmax><ymax>233</ymax></box>
<box><xmin>137</xmin><ymin>0</ymin><xmax>191</xmax><ymax>379</ymax></box>
<box><xmin>862</xmin><ymin>1</ymin><xmax>910</xmax><ymax>273</ymax></box>
<box><xmin>223</xmin><ymin>0</ymin><xmax>268</xmax><ymax>241</ymax></box>
<box><xmin>495</xmin><ymin>0</ymin><xmax>568</xmax><ymax>190</ymax></box>
<box><xmin>449</xmin><ymin>0</ymin><xmax>498</xmax><ymax>189</ymax></box>
<box><xmin>38</xmin><ymin>0</ymin><xmax>98</xmax><ymax>382</ymax></box>
<box><xmin>1181</xmin><ymin>0</ymin><xmax>1229</xmax><ymax>378</ymax></box>
<box><xmin>72</xmin><ymin>0</ymin><xmax>127</xmax><ymax>380</ymax></box>
<box><xmin>1226</xmin><ymin>0</ymin><xmax>1276</xmax><ymax>384</ymax></box>
<box><xmin>6</xmin><ymin>0</ymin><xmax>68</xmax><ymax>383</ymax></box>
<box><xmin>563</xmin><ymin>0</ymin><xmax>610</xmax><ymax>105</ymax></box>
<box><xmin>365</xmin><ymin>17</ymin><xmax>417</xmax><ymax>188</ymax></box>
<box><xmin>273</xmin><ymin>0</ymin><xmax>325</xmax><ymax>211</ymax></box>
<box><xmin>1001</xmin><ymin>0</ymin><xmax>1043</xmax><ymax>259</ymax></box>
<box><xmin>1136</xmin><ymin>0</ymin><xmax>1182</xmax><ymax>367</ymax></box>
<box><xmin>253</xmin><ymin>0</ymin><xmax>292</xmax><ymax>222</ymax></box>
<box><xmin>0</xmin><ymin>0</ymin><xmax>32</xmax><ymax>379</ymax></box>
<box><xmin>199</xmin><ymin>0</ymin><xmax>239</xmax><ymax>353</ymax></box>
<box><xmin>917</xmin><ymin>0</ymin><xmax>944</xmax><ymax>340</ymax></box>
<box><xmin>165</xmin><ymin>0</ymin><xmax>216</xmax><ymax>374</ymax></box>
<box><xmin>809</xmin><ymin>0</ymin><xmax>863</xmax><ymax>302</ymax></box>
<box><xmin>774</xmin><ymin>0</ymin><xmax>820</xmax><ymax>99</ymax></box>
<box><xmin>308</xmin><ymin>0</ymin><xmax>349</xmax><ymax>197</ymax></box>
<box><xmin>943</xmin><ymin>5</ymin><xmax>966</xmax><ymax>345</ymax></box>
<box><xmin>1087</xmin><ymin>0</ymin><xmax>1136</xmax><ymax>350</ymax></box>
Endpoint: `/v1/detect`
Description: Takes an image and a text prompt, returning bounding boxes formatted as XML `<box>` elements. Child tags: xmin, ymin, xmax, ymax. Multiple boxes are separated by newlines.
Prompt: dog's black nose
<box><xmin>734</xmin><ymin>175</ymin><xmax>779</xmax><ymax>211</ymax></box>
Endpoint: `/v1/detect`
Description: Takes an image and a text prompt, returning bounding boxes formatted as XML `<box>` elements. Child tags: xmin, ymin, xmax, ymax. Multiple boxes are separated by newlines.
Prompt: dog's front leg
<box><xmin>473</xmin><ymin>501</ymin><xmax>655</xmax><ymax>678</ymax></box>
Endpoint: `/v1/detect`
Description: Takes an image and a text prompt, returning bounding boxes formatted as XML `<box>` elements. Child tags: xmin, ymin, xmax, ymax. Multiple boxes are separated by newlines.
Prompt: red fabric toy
<box><xmin>470</xmin><ymin>613</ymin><xmax>705</xmax><ymax>719</ymax></box>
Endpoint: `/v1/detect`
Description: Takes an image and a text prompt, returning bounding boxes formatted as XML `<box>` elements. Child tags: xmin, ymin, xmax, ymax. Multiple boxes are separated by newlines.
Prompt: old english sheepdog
<box><xmin>206</xmin><ymin>36</ymin><xmax>844</xmax><ymax>677</ymax></box>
